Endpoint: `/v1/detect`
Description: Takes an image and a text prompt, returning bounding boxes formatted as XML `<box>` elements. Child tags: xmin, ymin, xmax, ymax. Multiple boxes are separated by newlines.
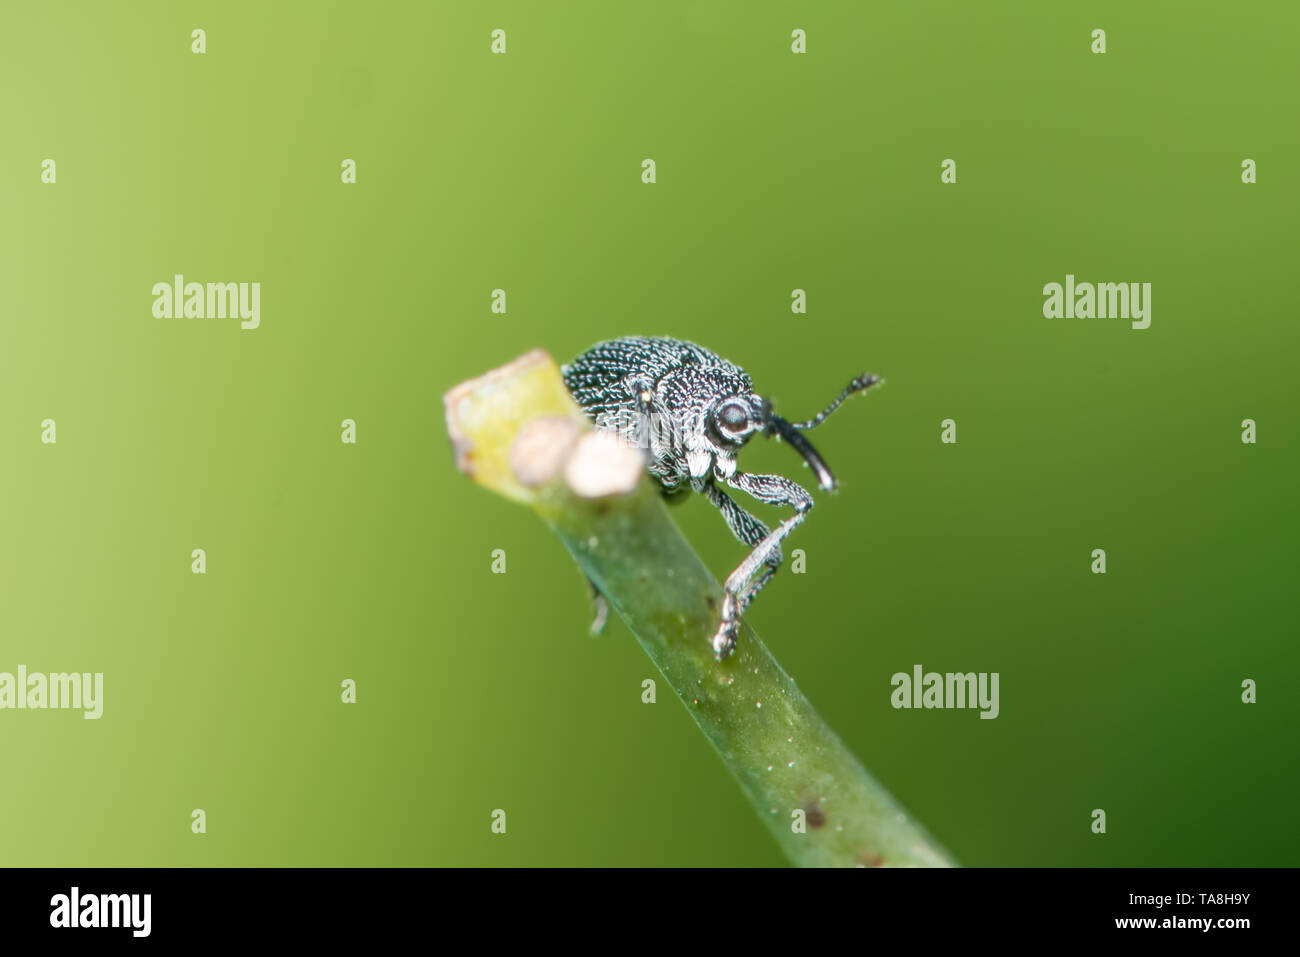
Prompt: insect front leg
<box><xmin>704</xmin><ymin>482</ymin><xmax>781</xmax><ymax>611</ymax></box>
<box><xmin>709</xmin><ymin>472</ymin><xmax>814</xmax><ymax>659</ymax></box>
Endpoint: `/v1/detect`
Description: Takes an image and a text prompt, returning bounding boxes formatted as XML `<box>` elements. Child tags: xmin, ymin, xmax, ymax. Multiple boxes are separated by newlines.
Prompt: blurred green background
<box><xmin>1</xmin><ymin>1</ymin><xmax>1296</xmax><ymax>866</ymax></box>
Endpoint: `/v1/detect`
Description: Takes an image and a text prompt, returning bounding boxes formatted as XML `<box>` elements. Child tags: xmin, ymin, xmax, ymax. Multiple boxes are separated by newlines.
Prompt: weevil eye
<box><xmin>717</xmin><ymin>400</ymin><xmax>751</xmax><ymax>437</ymax></box>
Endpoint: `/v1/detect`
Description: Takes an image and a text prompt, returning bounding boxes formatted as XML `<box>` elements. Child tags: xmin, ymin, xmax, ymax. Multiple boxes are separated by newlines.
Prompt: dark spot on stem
<box><xmin>804</xmin><ymin>802</ymin><xmax>826</xmax><ymax>829</ymax></box>
<box><xmin>705</xmin><ymin>595</ymin><xmax>717</xmax><ymax>610</ymax></box>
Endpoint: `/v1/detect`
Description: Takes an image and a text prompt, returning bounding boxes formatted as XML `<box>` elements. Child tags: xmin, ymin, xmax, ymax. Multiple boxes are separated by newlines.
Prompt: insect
<box><xmin>561</xmin><ymin>336</ymin><xmax>880</xmax><ymax>659</ymax></box>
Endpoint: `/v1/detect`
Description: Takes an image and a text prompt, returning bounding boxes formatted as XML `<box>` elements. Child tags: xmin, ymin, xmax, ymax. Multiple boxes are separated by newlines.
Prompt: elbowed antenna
<box><xmin>786</xmin><ymin>373</ymin><xmax>880</xmax><ymax>430</ymax></box>
<box><xmin>765</xmin><ymin>373</ymin><xmax>880</xmax><ymax>492</ymax></box>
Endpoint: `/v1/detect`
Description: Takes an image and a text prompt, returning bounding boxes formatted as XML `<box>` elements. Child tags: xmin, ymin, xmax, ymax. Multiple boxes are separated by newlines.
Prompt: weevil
<box><xmin>561</xmin><ymin>336</ymin><xmax>879</xmax><ymax>659</ymax></box>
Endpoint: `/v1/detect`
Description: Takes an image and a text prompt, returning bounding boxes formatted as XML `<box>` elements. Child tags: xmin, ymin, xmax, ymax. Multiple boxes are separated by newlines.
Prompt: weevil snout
<box><xmin>768</xmin><ymin>414</ymin><xmax>838</xmax><ymax>492</ymax></box>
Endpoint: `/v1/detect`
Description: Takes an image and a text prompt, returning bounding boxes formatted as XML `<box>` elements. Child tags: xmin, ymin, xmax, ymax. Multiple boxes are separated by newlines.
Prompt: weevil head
<box><xmin>702</xmin><ymin>391</ymin><xmax>834</xmax><ymax>491</ymax></box>
<box><xmin>700</xmin><ymin>391</ymin><xmax>837</xmax><ymax>492</ymax></box>
<box><xmin>670</xmin><ymin>390</ymin><xmax>764</xmax><ymax>484</ymax></box>
<box><xmin>654</xmin><ymin>367</ymin><xmax>764</xmax><ymax>484</ymax></box>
